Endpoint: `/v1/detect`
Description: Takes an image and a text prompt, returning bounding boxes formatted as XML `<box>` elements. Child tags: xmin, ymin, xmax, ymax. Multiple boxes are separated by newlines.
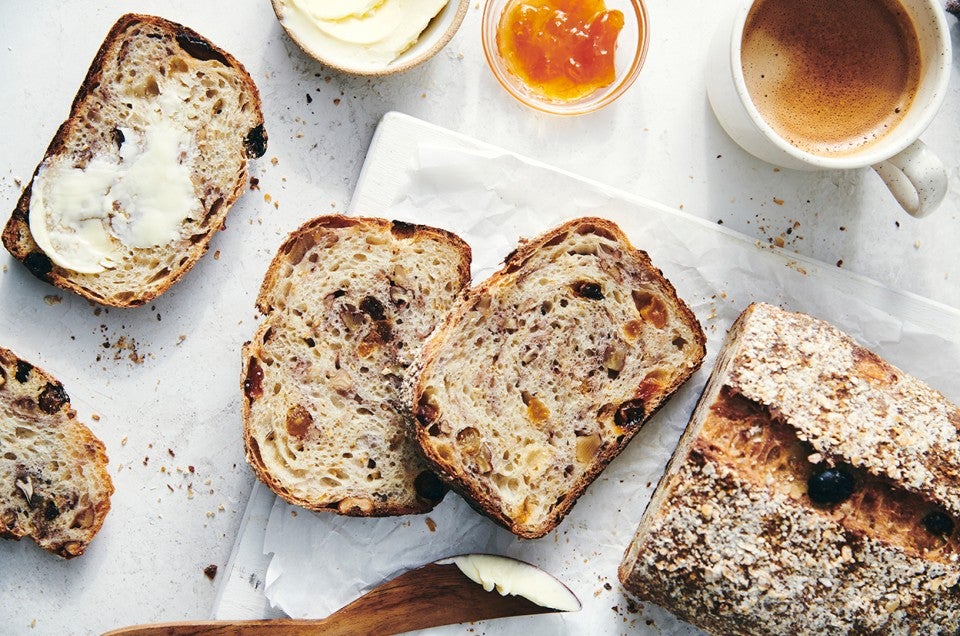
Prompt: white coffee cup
<box><xmin>706</xmin><ymin>0</ymin><xmax>951</xmax><ymax>218</ymax></box>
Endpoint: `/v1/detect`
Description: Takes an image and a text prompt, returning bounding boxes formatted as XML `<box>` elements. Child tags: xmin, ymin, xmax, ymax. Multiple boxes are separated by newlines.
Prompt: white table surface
<box><xmin>1</xmin><ymin>2</ymin><xmax>958</xmax><ymax>635</ymax></box>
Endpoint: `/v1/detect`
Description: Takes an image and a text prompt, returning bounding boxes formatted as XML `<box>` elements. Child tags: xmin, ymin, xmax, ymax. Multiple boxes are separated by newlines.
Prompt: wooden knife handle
<box><xmin>101</xmin><ymin>616</ymin><xmax>353</xmax><ymax>636</ymax></box>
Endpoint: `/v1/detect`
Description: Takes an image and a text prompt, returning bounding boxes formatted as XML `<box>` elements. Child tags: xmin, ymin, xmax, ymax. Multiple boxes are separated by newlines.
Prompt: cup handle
<box><xmin>872</xmin><ymin>140</ymin><xmax>948</xmax><ymax>218</ymax></box>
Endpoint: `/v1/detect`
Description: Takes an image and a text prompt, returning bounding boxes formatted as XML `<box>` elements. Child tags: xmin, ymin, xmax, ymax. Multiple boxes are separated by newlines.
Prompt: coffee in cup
<box><xmin>741</xmin><ymin>0</ymin><xmax>922</xmax><ymax>157</ymax></box>
<box><xmin>706</xmin><ymin>0</ymin><xmax>950</xmax><ymax>217</ymax></box>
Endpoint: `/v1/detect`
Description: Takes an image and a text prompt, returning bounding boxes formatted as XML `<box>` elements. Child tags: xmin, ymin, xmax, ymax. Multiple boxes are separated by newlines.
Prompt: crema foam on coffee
<box><xmin>741</xmin><ymin>0</ymin><xmax>921</xmax><ymax>157</ymax></box>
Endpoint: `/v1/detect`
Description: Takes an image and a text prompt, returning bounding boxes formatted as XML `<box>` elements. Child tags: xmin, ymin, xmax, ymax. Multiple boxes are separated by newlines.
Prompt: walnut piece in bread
<box><xmin>2</xmin><ymin>14</ymin><xmax>266</xmax><ymax>307</ymax></box>
<box><xmin>413</xmin><ymin>217</ymin><xmax>706</xmax><ymax>538</ymax></box>
<box><xmin>619</xmin><ymin>303</ymin><xmax>960</xmax><ymax>634</ymax></box>
<box><xmin>0</xmin><ymin>347</ymin><xmax>113</xmax><ymax>558</ymax></box>
<box><xmin>242</xmin><ymin>216</ymin><xmax>471</xmax><ymax>516</ymax></box>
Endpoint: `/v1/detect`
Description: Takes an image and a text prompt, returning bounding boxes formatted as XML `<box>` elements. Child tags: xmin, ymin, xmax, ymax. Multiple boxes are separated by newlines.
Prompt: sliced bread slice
<box><xmin>0</xmin><ymin>347</ymin><xmax>113</xmax><ymax>558</ymax></box>
<box><xmin>242</xmin><ymin>215</ymin><xmax>472</xmax><ymax>516</ymax></box>
<box><xmin>2</xmin><ymin>13</ymin><xmax>266</xmax><ymax>307</ymax></box>
<box><xmin>413</xmin><ymin>217</ymin><xmax>706</xmax><ymax>538</ymax></box>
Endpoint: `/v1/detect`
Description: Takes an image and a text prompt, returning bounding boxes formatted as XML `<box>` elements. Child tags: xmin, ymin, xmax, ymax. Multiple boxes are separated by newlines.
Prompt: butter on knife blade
<box><xmin>439</xmin><ymin>554</ymin><xmax>582</xmax><ymax>613</ymax></box>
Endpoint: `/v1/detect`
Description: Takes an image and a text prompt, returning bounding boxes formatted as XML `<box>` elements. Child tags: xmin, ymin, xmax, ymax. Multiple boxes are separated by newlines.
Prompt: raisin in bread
<box><xmin>242</xmin><ymin>216</ymin><xmax>472</xmax><ymax>516</ymax></box>
<box><xmin>2</xmin><ymin>14</ymin><xmax>266</xmax><ymax>307</ymax></box>
<box><xmin>619</xmin><ymin>303</ymin><xmax>960</xmax><ymax>634</ymax></box>
<box><xmin>413</xmin><ymin>217</ymin><xmax>706</xmax><ymax>538</ymax></box>
<box><xmin>0</xmin><ymin>347</ymin><xmax>113</xmax><ymax>558</ymax></box>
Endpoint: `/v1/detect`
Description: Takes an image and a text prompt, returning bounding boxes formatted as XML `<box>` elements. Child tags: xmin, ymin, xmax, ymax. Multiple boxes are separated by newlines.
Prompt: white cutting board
<box><xmin>212</xmin><ymin>111</ymin><xmax>960</xmax><ymax>623</ymax></box>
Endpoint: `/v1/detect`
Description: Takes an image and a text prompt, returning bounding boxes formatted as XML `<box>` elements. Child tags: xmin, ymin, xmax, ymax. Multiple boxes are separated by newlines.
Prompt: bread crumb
<box><xmin>271</xmin><ymin>157</ymin><xmax>279</xmax><ymax>166</ymax></box>
<box><xmin>773</xmin><ymin>197</ymin><xmax>784</xmax><ymax>205</ymax></box>
<box><xmin>204</xmin><ymin>564</ymin><xmax>218</xmax><ymax>580</ymax></box>
<box><xmin>177</xmin><ymin>335</ymin><xmax>187</xmax><ymax>345</ymax></box>
<box><xmin>914</xmin><ymin>240</ymin><xmax>921</xmax><ymax>249</ymax></box>
<box><xmin>214</xmin><ymin>250</ymin><xmax>221</xmax><ymax>260</ymax></box>
<box><xmin>91</xmin><ymin>413</ymin><xmax>101</xmax><ymax>421</ymax></box>
<box><xmin>121</xmin><ymin>436</ymin><xmax>128</xmax><ymax>446</ymax></box>
<box><xmin>43</xmin><ymin>295</ymin><xmax>62</xmax><ymax>305</ymax></box>
<box><xmin>425</xmin><ymin>517</ymin><xmax>437</xmax><ymax>532</ymax></box>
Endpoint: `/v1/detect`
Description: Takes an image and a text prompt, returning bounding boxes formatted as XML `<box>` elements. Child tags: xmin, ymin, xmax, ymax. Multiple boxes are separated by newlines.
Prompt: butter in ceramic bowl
<box><xmin>272</xmin><ymin>0</ymin><xmax>468</xmax><ymax>75</ymax></box>
<box><xmin>482</xmin><ymin>0</ymin><xmax>649</xmax><ymax>115</ymax></box>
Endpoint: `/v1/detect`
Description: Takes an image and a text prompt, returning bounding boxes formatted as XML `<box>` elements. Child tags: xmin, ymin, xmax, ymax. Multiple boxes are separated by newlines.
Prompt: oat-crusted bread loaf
<box><xmin>413</xmin><ymin>217</ymin><xmax>706</xmax><ymax>538</ymax></box>
<box><xmin>2</xmin><ymin>13</ymin><xmax>266</xmax><ymax>308</ymax></box>
<box><xmin>0</xmin><ymin>347</ymin><xmax>113</xmax><ymax>558</ymax></box>
<box><xmin>619</xmin><ymin>303</ymin><xmax>960</xmax><ymax>635</ymax></box>
<box><xmin>242</xmin><ymin>215</ymin><xmax>472</xmax><ymax>516</ymax></box>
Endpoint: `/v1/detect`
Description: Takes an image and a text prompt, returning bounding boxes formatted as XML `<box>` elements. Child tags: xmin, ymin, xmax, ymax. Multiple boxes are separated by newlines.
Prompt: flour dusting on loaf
<box><xmin>414</xmin><ymin>217</ymin><xmax>706</xmax><ymax>538</ymax></box>
<box><xmin>619</xmin><ymin>303</ymin><xmax>960</xmax><ymax>634</ymax></box>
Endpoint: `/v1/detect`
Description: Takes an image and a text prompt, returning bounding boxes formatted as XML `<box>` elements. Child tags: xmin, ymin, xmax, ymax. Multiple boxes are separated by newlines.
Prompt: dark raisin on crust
<box><xmin>414</xmin><ymin>470</ymin><xmax>446</xmax><ymax>502</ymax></box>
<box><xmin>175</xmin><ymin>33</ymin><xmax>230</xmax><ymax>65</ymax></box>
<box><xmin>243</xmin><ymin>358</ymin><xmax>264</xmax><ymax>401</ymax></box>
<box><xmin>923</xmin><ymin>510</ymin><xmax>955</xmax><ymax>536</ymax></box>
<box><xmin>112</xmin><ymin>127</ymin><xmax>125</xmax><ymax>148</ymax></box>
<box><xmin>243</xmin><ymin>124</ymin><xmax>267</xmax><ymax>159</ymax></box>
<box><xmin>808</xmin><ymin>467</ymin><xmax>857</xmax><ymax>505</ymax></box>
<box><xmin>615</xmin><ymin>399</ymin><xmax>646</xmax><ymax>428</ymax></box>
<box><xmin>23</xmin><ymin>251</ymin><xmax>54</xmax><ymax>280</ymax></box>
<box><xmin>15</xmin><ymin>361</ymin><xmax>32</xmax><ymax>383</ymax></box>
<box><xmin>38</xmin><ymin>382</ymin><xmax>69</xmax><ymax>414</ymax></box>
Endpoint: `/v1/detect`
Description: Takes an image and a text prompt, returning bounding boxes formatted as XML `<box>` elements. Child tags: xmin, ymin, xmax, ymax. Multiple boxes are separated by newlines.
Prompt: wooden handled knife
<box><xmin>103</xmin><ymin>553</ymin><xmax>580</xmax><ymax>635</ymax></box>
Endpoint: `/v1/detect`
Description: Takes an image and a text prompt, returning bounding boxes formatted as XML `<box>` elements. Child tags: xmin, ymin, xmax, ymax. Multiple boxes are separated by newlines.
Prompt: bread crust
<box><xmin>242</xmin><ymin>215</ymin><xmax>472</xmax><ymax>516</ymax></box>
<box><xmin>619</xmin><ymin>303</ymin><xmax>960</xmax><ymax>634</ymax></box>
<box><xmin>2</xmin><ymin>13</ymin><xmax>266</xmax><ymax>307</ymax></box>
<box><xmin>0</xmin><ymin>347</ymin><xmax>113</xmax><ymax>558</ymax></box>
<box><xmin>414</xmin><ymin>217</ymin><xmax>706</xmax><ymax>538</ymax></box>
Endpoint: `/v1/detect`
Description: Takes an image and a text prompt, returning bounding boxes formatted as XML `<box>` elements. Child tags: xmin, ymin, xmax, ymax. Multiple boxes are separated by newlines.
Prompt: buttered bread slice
<box><xmin>2</xmin><ymin>14</ymin><xmax>266</xmax><ymax>307</ymax></box>
<box><xmin>619</xmin><ymin>303</ymin><xmax>960</xmax><ymax>634</ymax></box>
<box><xmin>413</xmin><ymin>217</ymin><xmax>706</xmax><ymax>538</ymax></box>
<box><xmin>242</xmin><ymin>216</ymin><xmax>471</xmax><ymax>516</ymax></box>
<box><xmin>0</xmin><ymin>347</ymin><xmax>113</xmax><ymax>558</ymax></box>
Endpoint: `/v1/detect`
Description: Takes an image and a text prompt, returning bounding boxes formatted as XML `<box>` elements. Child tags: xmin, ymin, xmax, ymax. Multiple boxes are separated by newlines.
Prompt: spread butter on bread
<box><xmin>2</xmin><ymin>14</ymin><xmax>266</xmax><ymax>307</ymax></box>
<box><xmin>619</xmin><ymin>303</ymin><xmax>960</xmax><ymax>634</ymax></box>
<box><xmin>0</xmin><ymin>347</ymin><xmax>113</xmax><ymax>558</ymax></box>
<box><xmin>413</xmin><ymin>217</ymin><xmax>706</xmax><ymax>538</ymax></box>
<box><xmin>242</xmin><ymin>216</ymin><xmax>472</xmax><ymax>516</ymax></box>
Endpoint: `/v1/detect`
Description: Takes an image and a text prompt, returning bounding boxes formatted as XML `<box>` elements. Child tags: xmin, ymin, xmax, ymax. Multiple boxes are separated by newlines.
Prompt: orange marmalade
<box><xmin>496</xmin><ymin>0</ymin><xmax>625</xmax><ymax>101</ymax></box>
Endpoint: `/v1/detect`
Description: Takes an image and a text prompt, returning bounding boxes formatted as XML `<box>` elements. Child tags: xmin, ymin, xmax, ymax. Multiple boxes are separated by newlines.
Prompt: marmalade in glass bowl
<box><xmin>496</xmin><ymin>0</ymin><xmax>625</xmax><ymax>101</ymax></box>
<box><xmin>482</xmin><ymin>0</ymin><xmax>648</xmax><ymax>115</ymax></box>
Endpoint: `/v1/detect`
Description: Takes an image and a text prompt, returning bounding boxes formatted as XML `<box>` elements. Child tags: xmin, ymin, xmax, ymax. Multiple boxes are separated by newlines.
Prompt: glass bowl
<box><xmin>272</xmin><ymin>0</ymin><xmax>469</xmax><ymax>76</ymax></box>
<box><xmin>481</xmin><ymin>0</ymin><xmax>649</xmax><ymax>115</ymax></box>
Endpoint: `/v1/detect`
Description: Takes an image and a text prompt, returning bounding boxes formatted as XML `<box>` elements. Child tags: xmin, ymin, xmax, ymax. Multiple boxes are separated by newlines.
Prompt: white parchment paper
<box><xmin>260</xmin><ymin>145</ymin><xmax>960</xmax><ymax>634</ymax></box>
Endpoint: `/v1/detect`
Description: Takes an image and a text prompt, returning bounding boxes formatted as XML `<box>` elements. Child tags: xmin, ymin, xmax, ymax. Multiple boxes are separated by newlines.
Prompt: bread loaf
<box><xmin>242</xmin><ymin>215</ymin><xmax>472</xmax><ymax>516</ymax></box>
<box><xmin>413</xmin><ymin>217</ymin><xmax>706</xmax><ymax>538</ymax></box>
<box><xmin>2</xmin><ymin>14</ymin><xmax>266</xmax><ymax>307</ymax></box>
<box><xmin>619</xmin><ymin>303</ymin><xmax>960</xmax><ymax>634</ymax></box>
<box><xmin>0</xmin><ymin>347</ymin><xmax>113</xmax><ymax>558</ymax></box>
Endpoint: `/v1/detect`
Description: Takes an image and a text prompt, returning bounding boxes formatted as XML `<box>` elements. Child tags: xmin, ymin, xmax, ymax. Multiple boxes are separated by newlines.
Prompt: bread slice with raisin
<box><xmin>412</xmin><ymin>217</ymin><xmax>706</xmax><ymax>538</ymax></box>
<box><xmin>619</xmin><ymin>303</ymin><xmax>960</xmax><ymax>634</ymax></box>
<box><xmin>0</xmin><ymin>347</ymin><xmax>113</xmax><ymax>558</ymax></box>
<box><xmin>2</xmin><ymin>13</ymin><xmax>266</xmax><ymax>307</ymax></box>
<box><xmin>242</xmin><ymin>216</ymin><xmax>472</xmax><ymax>516</ymax></box>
